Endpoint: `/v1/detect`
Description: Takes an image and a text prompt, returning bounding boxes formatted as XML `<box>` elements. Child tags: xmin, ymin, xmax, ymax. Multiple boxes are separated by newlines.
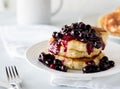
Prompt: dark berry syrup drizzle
<box><xmin>48</xmin><ymin>22</ymin><xmax>105</xmax><ymax>55</ymax></box>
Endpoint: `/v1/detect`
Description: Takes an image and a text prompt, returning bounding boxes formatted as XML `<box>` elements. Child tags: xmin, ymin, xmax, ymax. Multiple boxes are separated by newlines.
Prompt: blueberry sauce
<box><xmin>48</xmin><ymin>22</ymin><xmax>105</xmax><ymax>55</ymax></box>
<box><xmin>48</xmin><ymin>40</ymin><xmax>61</xmax><ymax>55</ymax></box>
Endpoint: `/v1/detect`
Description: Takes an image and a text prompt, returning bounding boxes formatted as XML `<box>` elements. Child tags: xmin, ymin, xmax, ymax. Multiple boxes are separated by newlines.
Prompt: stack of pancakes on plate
<box><xmin>48</xmin><ymin>22</ymin><xmax>108</xmax><ymax>70</ymax></box>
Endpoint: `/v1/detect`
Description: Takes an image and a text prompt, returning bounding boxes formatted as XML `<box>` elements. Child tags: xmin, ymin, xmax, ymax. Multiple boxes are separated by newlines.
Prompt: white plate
<box><xmin>109</xmin><ymin>35</ymin><xmax>120</xmax><ymax>40</ymax></box>
<box><xmin>26</xmin><ymin>40</ymin><xmax>120</xmax><ymax>79</ymax></box>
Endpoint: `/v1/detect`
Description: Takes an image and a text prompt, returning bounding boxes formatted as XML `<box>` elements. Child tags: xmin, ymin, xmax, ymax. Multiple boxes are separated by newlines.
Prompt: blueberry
<box><xmin>46</xmin><ymin>58</ymin><xmax>53</xmax><ymax>64</ymax></box>
<box><xmin>72</xmin><ymin>23</ymin><xmax>79</xmax><ymax>28</ymax></box>
<box><xmin>89</xmin><ymin>34</ymin><xmax>97</xmax><ymax>40</ymax></box>
<box><xmin>86</xmin><ymin>61</ymin><xmax>95</xmax><ymax>66</ymax></box>
<box><xmin>38</xmin><ymin>58</ymin><xmax>43</xmax><ymax>63</ymax></box>
<box><xmin>78</xmin><ymin>32</ymin><xmax>82</xmax><ymax>38</ymax></box>
<box><xmin>45</xmin><ymin>61</ymin><xmax>50</xmax><ymax>66</ymax></box>
<box><xmin>39</xmin><ymin>52</ymin><xmax>45</xmax><ymax>58</ymax></box>
<box><xmin>82</xmin><ymin>66</ymin><xmax>93</xmax><ymax>73</ymax></box>
<box><xmin>94</xmin><ymin>41</ymin><xmax>102</xmax><ymax>48</ymax></box>
<box><xmin>86</xmin><ymin>33</ymin><xmax>90</xmax><ymax>38</ymax></box>
<box><xmin>61</xmin><ymin>27</ymin><xmax>64</xmax><ymax>30</ymax></box>
<box><xmin>46</xmin><ymin>54</ymin><xmax>55</xmax><ymax>60</ymax></box>
<box><xmin>100</xmin><ymin>56</ymin><xmax>109</xmax><ymax>63</ymax></box>
<box><xmin>55</xmin><ymin>65</ymin><xmax>61</xmax><ymax>70</ymax></box>
<box><xmin>53</xmin><ymin>59</ymin><xmax>62</xmax><ymax>65</ymax></box>
<box><xmin>61</xmin><ymin>28</ymin><xmax>71</xmax><ymax>34</ymax></box>
<box><xmin>64</xmin><ymin>25</ymin><xmax>69</xmax><ymax>28</ymax></box>
<box><xmin>92</xmin><ymin>65</ymin><xmax>100</xmax><ymax>72</ymax></box>
<box><xmin>78</xmin><ymin>28</ymin><xmax>83</xmax><ymax>32</ymax></box>
<box><xmin>52</xmin><ymin>32</ymin><xmax>57</xmax><ymax>38</ymax></box>
<box><xmin>52</xmin><ymin>32</ymin><xmax>63</xmax><ymax>39</ymax></box>
<box><xmin>99</xmin><ymin>62</ymin><xmax>110</xmax><ymax>71</ymax></box>
<box><xmin>80</xmin><ymin>32</ymin><xmax>86</xmax><ymax>38</ymax></box>
<box><xmin>56</xmin><ymin>33</ymin><xmax>63</xmax><ymax>39</ymax></box>
<box><xmin>83</xmin><ymin>31</ymin><xmax>89</xmax><ymax>37</ymax></box>
<box><xmin>80</xmin><ymin>24</ymin><xmax>85</xmax><ymax>29</ymax></box>
<box><xmin>89</xmin><ymin>34</ymin><xmax>96</xmax><ymax>40</ymax></box>
<box><xmin>61</xmin><ymin>28</ymin><xmax>67</xmax><ymax>33</ymax></box>
<box><xmin>85</xmin><ymin>24</ymin><xmax>91</xmax><ymax>30</ymax></box>
<box><xmin>38</xmin><ymin>52</ymin><xmax>46</xmax><ymax>62</ymax></box>
<box><xmin>79</xmin><ymin>22</ymin><xmax>85</xmax><ymax>29</ymax></box>
<box><xmin>99</xmin><ymin>56</ymin><xmax>110</xmax><ymax>70</ymax></box>
<box><xmin>109</xmin><ymin>61</ymin><xmax>115</xmax><ymax>67</ymax></box>
<box><xmin>71</xmin><ymin>29</ymin><xmax>80</xmax><ymax>36</ymax></box>
<box><xmin>80</xmin><ymin>38</ymin><xmax>88</xmax><ymax>43</ymax></box>
<box><xmin>82</xmin><ymin>65</ymin><xmax>101</xmax><ymax>73</ymax></box>
<box><xmin>89</xmin><ymin>29</ymin><xmax>95</xmax><ymax>33</ymax></box>
<box><xmin>60</xmin><ymin>65</ymin><xmax>68</xmax><ymax>72</ymax></box>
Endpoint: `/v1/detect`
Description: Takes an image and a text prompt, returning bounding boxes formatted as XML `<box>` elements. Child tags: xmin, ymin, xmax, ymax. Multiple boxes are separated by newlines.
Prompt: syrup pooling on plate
<box><xmin>48</xmin><ymin>22</ymin><xmax>105</xmax><ymax>55</ymax></box>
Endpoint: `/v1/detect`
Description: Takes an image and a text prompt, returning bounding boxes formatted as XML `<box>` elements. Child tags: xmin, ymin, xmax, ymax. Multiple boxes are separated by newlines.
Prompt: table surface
<box><xmin>0</xmin><ymin>11</ymin><xmax>120</xmax><ymax>89</ymax></box>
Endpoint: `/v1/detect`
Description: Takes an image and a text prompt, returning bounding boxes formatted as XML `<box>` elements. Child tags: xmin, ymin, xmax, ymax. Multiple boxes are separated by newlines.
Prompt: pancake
<box><xmin>58</xmin><ymin>46</ymin><xmax>101</xmax><ymax>58</ymax></box>
<box><xmin>49</xmin><ymin>27</ymin><xmax>108</xmax><ymax>53</ymax></box>
<box><xmin>55</xmin><ymin>52</ymin><xmax>105</xmax><ymax>70</ymax></box>
<box><xmin>98</xmin><ymin>7</ymin><xmax>120</xmax><ymax>36</ymax></box>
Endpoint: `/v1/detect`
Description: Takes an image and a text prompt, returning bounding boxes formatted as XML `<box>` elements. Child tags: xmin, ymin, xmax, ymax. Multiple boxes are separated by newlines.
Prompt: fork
<box><xmin>5</xmin><ymin>66</ymin><xmax>22</xmax><ymax>89</ymax></box>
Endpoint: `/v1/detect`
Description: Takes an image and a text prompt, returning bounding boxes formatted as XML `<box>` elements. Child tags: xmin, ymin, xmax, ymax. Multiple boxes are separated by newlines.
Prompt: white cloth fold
<box><xmin>0</xmin><ymin>81</ymin><xmax>11</xmax><ymax>89</ymax></box>
<box><xmin>51</xmin><ymin>73</ymin><xmax>120</xmax><ymax>89</ymax></box>
<box><xmin>0</xmin><ymin>25</ymin><xmax>59</xmax><ymax>59</ymax></box>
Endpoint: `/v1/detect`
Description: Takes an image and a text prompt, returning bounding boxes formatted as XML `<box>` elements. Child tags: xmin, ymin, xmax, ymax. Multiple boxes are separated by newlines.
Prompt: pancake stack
<box><xmin>48</xmin><ymin>22</ymin><xmax>108</xmax><ymax>70</ymax></box>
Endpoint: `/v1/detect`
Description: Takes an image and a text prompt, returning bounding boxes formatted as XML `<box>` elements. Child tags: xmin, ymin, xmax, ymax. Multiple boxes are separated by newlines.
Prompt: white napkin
<box><xmin>51</xmin><ymin>73</ymin><xmax>120</xmax><ymax>89</ymax></box>
<box><xmin>0</xmin><ymin>25</ymin><xmax>59</xmax><ymax>59</ymax></box>
<box><xmin>0</xmin><ymin>81</ymin><xmax>11</xmax><ymax>89</ymax></box>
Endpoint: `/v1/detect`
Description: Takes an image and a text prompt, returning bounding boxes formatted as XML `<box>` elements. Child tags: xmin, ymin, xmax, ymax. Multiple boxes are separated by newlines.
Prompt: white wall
<box><xmin>53</xmin><ymin>0</ymin><xmax>120</xmax><ymax>15</ymax></box>
<box><xmin>1</xmin><ymin>0</ymin><xmax>120</xmax><ymax>13</ymax></box>
<box><xmin>51</xmin><ymin>0</ymin><xmax>120</xmax><ymax>25</ymax></box>
<box><xmin>0</xmin><ymin>0</ymin><xmax>120</xmax><ymax>26</ymax></box>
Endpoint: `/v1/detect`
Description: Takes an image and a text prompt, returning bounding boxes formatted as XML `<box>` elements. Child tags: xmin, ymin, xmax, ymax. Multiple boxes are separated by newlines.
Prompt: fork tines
<box><xmin>5</xmin><ymin>66</ymin><xmax>19</xmax><ymax>80</ymax></box>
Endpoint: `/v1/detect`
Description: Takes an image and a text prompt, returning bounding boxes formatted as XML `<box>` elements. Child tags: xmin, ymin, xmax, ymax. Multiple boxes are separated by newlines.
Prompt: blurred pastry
<box><xmin>98</xmin><ymin>7</ymin><xmax>120</xmax><ymax>36</ymax></box>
